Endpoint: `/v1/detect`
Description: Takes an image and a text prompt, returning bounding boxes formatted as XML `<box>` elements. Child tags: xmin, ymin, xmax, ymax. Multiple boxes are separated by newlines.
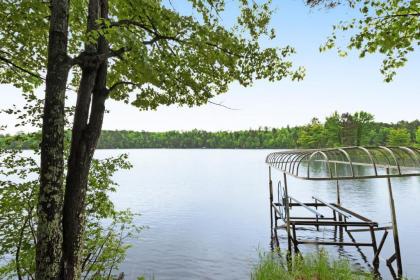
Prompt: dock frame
<box><xmin>266</xmin><ymin>147</ymin><xmax>420</xmax><ymax>279</ymax></box>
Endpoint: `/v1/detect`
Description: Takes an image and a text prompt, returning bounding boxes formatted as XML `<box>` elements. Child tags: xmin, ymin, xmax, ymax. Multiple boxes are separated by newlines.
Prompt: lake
<box><xmin>97</xmin><ymin>149</ymin><xmax>420</xmax><ymax>279</ymax></box>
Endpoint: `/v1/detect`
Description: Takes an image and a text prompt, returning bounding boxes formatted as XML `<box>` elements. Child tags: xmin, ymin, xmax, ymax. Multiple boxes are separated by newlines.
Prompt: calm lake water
<box><xmin>97</xmin><ymin>149</ymin><xmax>420</xmax><ymax>280</ymax></box>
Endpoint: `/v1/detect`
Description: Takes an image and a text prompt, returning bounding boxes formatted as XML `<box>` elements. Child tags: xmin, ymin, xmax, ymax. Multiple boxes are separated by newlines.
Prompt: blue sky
<box><xmin>1</xmin><ymin>0</ymin><xmax>419</xmax><ymax>133</ymax></box>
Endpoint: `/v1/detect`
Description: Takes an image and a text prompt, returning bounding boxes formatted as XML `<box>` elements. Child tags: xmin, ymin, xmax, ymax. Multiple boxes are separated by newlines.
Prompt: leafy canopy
<box><xmin>417</xmin><ymin>127</ymin><xmax>420</xmax><ymax>145</ymax></box>
<box><xmin>387</xmin><ymin>127</ymin><xmax>411</xmax><ymax>146</ymax></box>
<box><xmin>310</xmin><ymin>0</ymin><xmax>419</xmax><ymax>82</ymax></box>
<box><xmin>0</xmin><ymin>0</ymin><xmax>304</xmax><ymax>109</ymax></box>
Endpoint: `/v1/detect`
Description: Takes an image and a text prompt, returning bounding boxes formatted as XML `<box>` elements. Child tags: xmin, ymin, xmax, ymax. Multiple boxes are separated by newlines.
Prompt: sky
<box><xmin>1</xmin><ymin>0</ymin><xmax>419</xmax><ymax>133</ymax></box>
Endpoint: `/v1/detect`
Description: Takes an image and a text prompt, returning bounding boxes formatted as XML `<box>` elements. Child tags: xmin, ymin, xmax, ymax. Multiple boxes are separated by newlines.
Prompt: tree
<box><xmin>366</xmin><ymin>126</ymin><xmax>388</xmax><ymax>145</ymax></box>
<box><xmin>297</xmin><ymin>118</ymin><xmax>327</xmax><ymax>148</ymax></box>
<box><xmin>352</xmin><ymin>111</ymin><xmax>374</xmax><ymax>146</ymax></box>
<box><xmin>2</xmin><ymin>113</ymin><xmax>419</xmax><ymax>149</ymax></box>
<box><xmin>308</xmin><ymin>0</ymin><xmax>420</xmax><ymax>81</ymax></box>
<box><xmin>324</xmin><ymin>111</ymin><xmax>342</xmax><ymax>146</ymax></box>
<box><xmin>387</xmin><ymin>127</ymin><xmax>411</xmax><ymax>146</ymax></box>
<box><xmin>0</xmin><ymin>96</ymin><xmax>141</xmax><ymax>280</ymax></box>
<box><xmin>0</xmin><ymin>1</ymin><xmax>73</xmax><ymax>278</ymax></box>
<box><xmin>339</xmin><ymin>113</ymin><xmax>357</xmax><ymax>146</ymax></box>
<box><xmin>416</xmin><ymin>127</ymin><xmax>420</xmax><ymax>146</ymax></box>
<box><xmin>0</xmin><ymin>144</ymin><xmax>140</xmax><ymax>280</ymax></box>
<box><xmin>1</xmin><ymin>1</ymin><xmax>304</xmax><ymax>278</ymax></box>
<box><xmin>339</xmin><ymin>111</ymin><xmax>374</xmax><ymax>146</ymax></box>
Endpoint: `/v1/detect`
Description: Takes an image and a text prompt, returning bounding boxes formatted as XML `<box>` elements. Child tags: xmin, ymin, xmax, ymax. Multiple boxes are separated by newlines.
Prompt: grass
<box><xmin>251</xmin><ymin>250</ymin><xmax>376</xmax><ymax>280</ymax></box>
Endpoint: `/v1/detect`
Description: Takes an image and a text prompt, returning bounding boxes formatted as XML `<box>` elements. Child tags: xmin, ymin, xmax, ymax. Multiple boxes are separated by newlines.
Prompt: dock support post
<box><xmin>269</xmin><ymin>167</ymin><xmax>274</xmax><ymax>238</ymax></box>
<box><xmin>314</xmin><ymin>198</ymin><xmax>319</xmax><ymax>231</ymax></box>
<box><xmin>373</xmin><ymin>231</ymin><xmax>388</xmax><ymax>270</ymax></box>
<box><xmin>292</xmin><ymin>223</ymin><xmax>299</xmax><ymax>253</ymax></box>
<box><xmin>369</xmin><ymin>225</ymin><xmax>378</xmax><ymax>269</ymax></box>
<box><xmin>336</xmin><ymin>179</ymin><xmax>343</xmax><ymax>240</ymax></box>
<box><xmin>284</xmin><ymin>173</ymin><xmax>292</xmax><ymax>253</ymax></box>
<box><xmin>386</xmin><ymin>168</ymin><xmax>403</xmax><ymax>278</ymax></box>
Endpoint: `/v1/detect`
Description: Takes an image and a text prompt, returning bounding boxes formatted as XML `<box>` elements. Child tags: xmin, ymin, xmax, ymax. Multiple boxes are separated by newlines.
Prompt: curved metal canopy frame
<box><xmin>266</xmin><ymin>146</ymin><xmax>420</xmax><ymax>180</ymax></box>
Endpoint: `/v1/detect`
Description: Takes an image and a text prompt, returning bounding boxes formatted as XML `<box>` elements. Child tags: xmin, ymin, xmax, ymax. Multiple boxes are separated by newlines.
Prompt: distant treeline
<box><xmin>1</xmin><ymin>112</ymin><xmax>419</xmax><ymax>149</ymax></box>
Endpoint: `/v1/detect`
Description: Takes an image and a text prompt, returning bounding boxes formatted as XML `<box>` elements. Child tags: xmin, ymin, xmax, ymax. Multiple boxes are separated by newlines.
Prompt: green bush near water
<box><xmin>251</xmin><ymin>251</ymin><xmax>376</xmax><ymax>280</ymax></box>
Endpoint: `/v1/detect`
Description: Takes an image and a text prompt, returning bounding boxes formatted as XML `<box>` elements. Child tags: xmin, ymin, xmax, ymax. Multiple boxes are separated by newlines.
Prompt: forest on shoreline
<box><xmin>2</xmin><ymin>111</ymin><xmax>419</xmax><ymax>150</ymax></box>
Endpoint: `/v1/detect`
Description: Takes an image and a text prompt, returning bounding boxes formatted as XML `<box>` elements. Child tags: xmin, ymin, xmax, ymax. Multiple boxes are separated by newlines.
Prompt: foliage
<box><xmin>324</xmin><ymin>111</ymin><xmax>342</xmax><ymax>147</ymax></box>
<box><xmin>92</xmin><ymin>111</ymin><xmax>414</xmax><ymax>148</ymax></box>
<box><xmin>0</xmin><ymin>1</ymin><xmax>48</xmax><ymax>92</ymax></box>
<box><xmin>1</xmin><ymin>111</ymin><xmax>419</xmax><ymax>150</ymax></box>
<box><xmin>251</xmin><ymin>250</ymin><xmax>375</xmax><ymax>280</ymax></box>
<box><xmin>297</xmin><ymin>118</ymin><xmax>327</xmax><ymax>148</ymax></box>
<box><xmin>0</xmin><ymin>98</ymin><xmax>142</xmax><ymax>279</ymax></box>
<box><xmin>352</xmin><ymin>111</ymin><xmax>375</xmax><ymax>146</ymax></box>
<box><xmin>314</xmin><ymin>0</ymin><xmax>420</xmax><ymax>82</ymax></box>
<box><xmin>416</xmin><ymin>127</ymin><xmax>420</xmax><ymax>146</ymax></box>
<box><xmin>0</xmin><ymin>148</ymin><xmax>139</xmax><ymax>279</ymax></box>
<box><xmin>0</xmin><ymin>0</ymin><xmax>304</xmax><ymax>108</ymax></box>
<box><xmin>387</xmin><ymin>127</ymin><xmax>411</xmax><ymax>146</ymax></box>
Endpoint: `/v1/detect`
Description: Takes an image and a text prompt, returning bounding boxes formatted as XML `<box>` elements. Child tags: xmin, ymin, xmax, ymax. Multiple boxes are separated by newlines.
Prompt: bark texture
<box><xmin>61</xmin><ymin>0</ymin><xmax>109</xmax><ymax>278</ymax></box>
<box><xmin>36</xmin><ymin>0</ymin><xmax>71</xmax><ymax>279</ymax></box>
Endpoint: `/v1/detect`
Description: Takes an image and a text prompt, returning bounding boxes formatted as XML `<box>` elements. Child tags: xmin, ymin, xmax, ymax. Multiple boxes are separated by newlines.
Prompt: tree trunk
<box><xmin>61</xmin><ymin>0</ymin><xmax>109</xmax><ymax>278</ymax></box>
<box><xmin>36</xmin><ymin>0</ymin><xmax>71</xmax><ymax>279</ymax></box>
<box><xmin>61</xmin><ymin>67</ymin><xmax>97</xmax><ymax>280</ymax></box>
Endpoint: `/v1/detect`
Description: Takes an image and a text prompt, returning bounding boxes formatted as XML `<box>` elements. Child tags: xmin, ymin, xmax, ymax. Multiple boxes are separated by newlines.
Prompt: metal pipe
<box><xmin>308</xmin><ymin>151</ymin><xmax>333</xmax><ymax>179</ymax></box>
<box><xmin>399</xmin><ymin>146</ymin><xmax>420</xmax><ymax>166</ymax></box>
<box><xmin>266</xmin><ymin>146</ymin><xmax>420</xmax><ymax>180</ymax></box>
<box><xmin>290</xmin><ymin>220</ymin><xmax>375</xmax><ymax>227</ymax></box>
<box><xmin>369</xmin><ymin>225</ymin><xmax>378</xmax><ymax>263</ymax></box>
<box><xmin>311</xmin><ymin>196</ymin><xmax>351</xmax><ymax>219</ymax></box>
<box><xmin>358</xmin><ymin>147</ymin><xmax>378</xmax><ymax>176</ymax></box>
<box><xmin>269</xmin><ymin>166</ymin><xmax>273</xmax><ymax>237</ymax></box>
<box><xmin>292</xmin><ymin>223</ymin><xmax>299</xmax><ymax>253</ymax></box>
<box><xmin>266</xmin><ymin>167</ymin><xmax>420</xmax><ymax>180</ymax></box>
<box><xmin>272</xmin><ymin>203</ymin><xmax>282</xmax><ymax>217</ymax></box>
<box><xmin>284</xmin><ymin>173</ymin><xmax>292</xmax><ymax>252</ymax></box>
<box><xmin>381</xmin><ymin>146</ymin><xmax>401</xmax><ymax>175</ymax></box>
<box><xmin>337</xmin><ymin>148</ymin><xmax>355</xmax><ymax>177</ymax></box>
<box><xmin>347</xmin><ymin>226</ymin><xmax>392</xmax><ymax>232</ymax></box>
<box><xmin>297</xmin><ymin>240</ymin><xmax>373</xmax><ymax>247</ymax></box>
<box><xmin>314</xmin><ymin>197</ymin><xmax>319</xmax><ymax>231</ymax></box>
<box><xmin>331</xmin><ymin>204</ymin><xmax>375</xmax><ymax>223</ymax></box>
<box><xmin>288</xmin><ymin>196</ymin><xmax>324</xmax><ymax>218</ymax></box>
<box><xmin>295</xmin><ymin>153</ymin><xmax>311</xmax><ymax>177</ymax></box>
<box><xmin>373</xmin><ymin>230</ymin><xmax>389</xmax><ymax>266</ymax></box>
<box><xmin>386</xmin><ymin>168</ymin><xmax>403</xmax><ymax>277</ymax></box>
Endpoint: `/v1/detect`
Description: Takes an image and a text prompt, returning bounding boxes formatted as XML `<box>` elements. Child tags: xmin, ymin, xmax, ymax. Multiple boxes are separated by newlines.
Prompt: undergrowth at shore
<box><xmin>251</xmin><ymin>251</ymin><xmax>376</xmax><ymax>280</ymax></box>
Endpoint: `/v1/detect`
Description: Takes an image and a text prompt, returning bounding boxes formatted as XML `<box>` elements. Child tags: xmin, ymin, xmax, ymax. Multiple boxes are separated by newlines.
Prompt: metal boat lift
<box><xmin>265</xmin><ymin>146</ymin><xmax>420</xmax><ymax>279</ymax></box>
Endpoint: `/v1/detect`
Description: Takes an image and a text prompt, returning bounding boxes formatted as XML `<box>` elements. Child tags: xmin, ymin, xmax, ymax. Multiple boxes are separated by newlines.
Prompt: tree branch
<box><xmin>143</xmin><ymin>34</ymin><xmax>181</xmax><ymax>45</ymax></box>
<box><xmin>0</xmin><ymin>54</ymin><xmax>44</xmax><ymax>81</ymax></box>
<box><xmin>108</xmin><ymin>18</ymin><xmax>248</xmax><ymax>60</ymax></box>
<box><xmin>109</xmin><ymin>19</ymin><xmax>182</xmax><ymax>45</ymax></box>
<box><xmin>82</xmin><ymin>231</ymin><xmax>112</xmax><ymax>280</ymax></box>
<box><xmin>381</xmin><ymin>12</ymin><xmax>420</xmax><ymax>18</ymax></box>
<box><xmin>110</xmin><ymin>19</ymin><xmax>155</xmax><ymax>34</ymax></box>
<box><xmin>16</xmin><ymin>216</ymin><xmax>29</xmax><ymax>280</ymax></box>
<box><xmin>371</xmin><ymin>12</ymin><xmax>420</xmax><ymax>22</ymax></box>
<box><xmin>109</xmin><ymin>47</ymin><xmax>127</xmax><ymax>60</ymax></box>
<box><xmin>108</xmin><ymin>81</ymin><xmax>143</xmax><ymax>93</ymax></box>
<box><xmin>208</xmin><ymin>100</ymin><xmax>239</xmax><ymax>110</ymax></box>
<box><xmin>203</xmin><ymin>41</ymin><xmax>245</xmax><ymax>59</ymax></box>
<box><xmin>72</xmin><ymin>47</ymin><xmax>128</xmax><ymax>68</ymax></box>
